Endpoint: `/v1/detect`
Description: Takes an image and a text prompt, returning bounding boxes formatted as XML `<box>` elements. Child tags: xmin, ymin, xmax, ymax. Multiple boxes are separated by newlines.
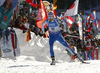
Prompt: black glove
<box><xmin>43</xmin><ymin>34</ymin><xmax>46</xmax><ymax>38</ymax></box>
<box><xmin>62</xmin><ymin>32</ymin><xmax>66</xmax><ymax>37</ymax></box>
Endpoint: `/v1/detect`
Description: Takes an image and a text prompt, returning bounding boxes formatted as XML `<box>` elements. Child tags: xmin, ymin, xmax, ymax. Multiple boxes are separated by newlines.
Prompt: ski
<box><xmin>77</xmin><ymin>57</ymin><xmax>90</xmax><ymax>64</ymax></box>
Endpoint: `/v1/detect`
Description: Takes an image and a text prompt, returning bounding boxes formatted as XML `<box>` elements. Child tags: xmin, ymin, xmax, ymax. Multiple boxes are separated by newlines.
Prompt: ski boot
<box><xmin>50</xmin><ymin>56</ymin><xmax>55</xmax><ymax>65</ymax></box>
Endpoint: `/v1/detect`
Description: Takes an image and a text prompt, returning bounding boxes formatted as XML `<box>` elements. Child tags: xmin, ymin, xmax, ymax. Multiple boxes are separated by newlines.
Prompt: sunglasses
<box><xmin>48</xmin><ymin>17</ymin><xmax>53</xmax><ymax>19</ymax></box>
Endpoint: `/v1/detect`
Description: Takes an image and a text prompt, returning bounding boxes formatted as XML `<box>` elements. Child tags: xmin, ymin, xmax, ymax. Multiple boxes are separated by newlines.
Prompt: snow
<box><xmin>0</xmin><ymin>28</ymin><xmax>100</xmax><ymax>73</ymax></box>
<box><xmin>0</xmin><ymin>56</ymin><xmax>100</xmax><ymax>73</ymax></box>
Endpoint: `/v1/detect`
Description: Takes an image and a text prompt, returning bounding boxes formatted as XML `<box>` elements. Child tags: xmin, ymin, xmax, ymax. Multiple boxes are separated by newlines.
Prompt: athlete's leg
<box><xmin>49</xmin><ymin>34</ymin><xmax>56</xmax><ymax>65</ymax></box>
<box><xmin>57</xmin><ymin>33</ymin><xmax>76</xmax><ymax>55</ymax></box>
<box><xmin>49</xmin><ymin>34</ymin><xmax>56</xmax><ymax>57</ymax></box>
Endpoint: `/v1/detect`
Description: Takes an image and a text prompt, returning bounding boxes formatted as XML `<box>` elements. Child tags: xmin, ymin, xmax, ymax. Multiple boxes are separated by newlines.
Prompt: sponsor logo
<box><xmin>49</xmin><ymin>23</ymin><xmax>55</xmax><ymax>26</ymax></box>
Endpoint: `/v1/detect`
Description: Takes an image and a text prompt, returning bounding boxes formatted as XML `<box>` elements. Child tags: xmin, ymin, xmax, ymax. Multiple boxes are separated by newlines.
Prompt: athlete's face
<box><xmin>48</xmin><ymin>16</ymin><xmax>54</xmax><ymax>22</ymax></box>
<box><xmin>48</xmin><ymin>12</ymin><xmax>54</xmax><ymax>22</ymax></box>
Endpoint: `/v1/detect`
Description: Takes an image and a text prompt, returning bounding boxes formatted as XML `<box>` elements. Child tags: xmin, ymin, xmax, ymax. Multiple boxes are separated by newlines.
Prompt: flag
<box><xmin>11</xmin><ymin>30</ymin><xmax>15</xmax><ymax>51</ymax></box>
<box><xmin>88</xmin><ymin>24</ymin><xmax>91</xmax><ymax>32</ymax></box>
<box><xmin>26</xmin><ymin>29</ymin><xmax>31</xmax><ymax>42</ymax></box>
<box><xmin>86</xmin><ymin>45</ymin><xmax>92</xmax><ymax>50</ymax></box>
<box><xmin>66</xmin><ymin>16</ymin><xmax>74</xmax><ymax>27</ymax></box>
<box><xmin>77</xmin><ymin>14</ymin><xmax>82</xmax><ymax>40</ymax></box>
<box><xmin>77</xmin><ymin>14</ymin><xmax>82</xmax><ymax>27</ymax></box>
<box><xmin>93</xmin><ymin>20</ymin><xmax>97</xmax><ymax>28</ymax></box>
<box><xmin>26</xmin><ymin>0</ymin><xmax>33</xmax><ymax>3</ymax></box>
<box><xmin>64</xmin><ymin>0</ymin><xmax>79</xmax><ymax>16</ymax></box>
<box><xmin>99</xmin><ymin>20</ymin><xmax>100</xmax><ymax>28</ymax></box>
<box><xmin>86</xmin><ymin>16</ymin><xmax>90</xmax><ymax>25</ymax></box>
<box><xmin>90</xmin><ymin>11</ymin><xmax>96</xmax><ymax>21</ymax></box>
<box><xmin>53</xmin><ymin>9</ymin><xmax>57</xmax><ymax>17</ymax></box>
<box><xmin>53</xmin><ymin>0</ymin><xmax>57</xmax><ymax>10</ymax></box>
<box><xmin>30</xmin><ymin>0</ymin><xmax>37</xmax><ymax>8</ymax></box>
<box><xmin>26</xmin><ymin>0</ymin><xmax>37</xmax><ymax>8</ymax></box>
<box><xmin>59</xmin><ymin>14</ymin><xmax>63</xmax><ymax>20</ymax></box>
<box><xmin>36</xmin><ymin>0</ymin><xmax>48</xmax><ymax>29</ymax></box>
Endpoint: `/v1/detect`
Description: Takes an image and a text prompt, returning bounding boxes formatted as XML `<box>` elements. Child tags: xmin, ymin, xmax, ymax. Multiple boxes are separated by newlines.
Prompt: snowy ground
<box><xmin>0</xmin><ymin>28</ymin><xmax>100</xmax><ymax>73</ymax></box>
<box><xmin>0</xmin><ymin>56</ymin><xmax>100</xmax><ymax>73</ymax></box>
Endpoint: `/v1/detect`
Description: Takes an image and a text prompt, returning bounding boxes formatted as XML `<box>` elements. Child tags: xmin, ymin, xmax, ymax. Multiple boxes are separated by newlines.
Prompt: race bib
<box><xmin>49</xmin><ymin>26</ymin><xmax>60</xmax><ymax>32</ymax></box>
<box><xmin>51</xmin><ymin>27</ymin><xmax>55</xmax><ymax>30</ymax></box>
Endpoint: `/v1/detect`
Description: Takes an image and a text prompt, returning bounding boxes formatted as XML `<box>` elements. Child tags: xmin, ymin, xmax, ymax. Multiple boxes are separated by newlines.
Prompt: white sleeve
<box><xmin>42</xmin><ymin>21</ymin><xmax>47</xmax><ymax>34</ymax></box>
<box><xmin>62</xmin><ymin>21</ymin><xmax>66</xmax><ymax>32</ymax></box>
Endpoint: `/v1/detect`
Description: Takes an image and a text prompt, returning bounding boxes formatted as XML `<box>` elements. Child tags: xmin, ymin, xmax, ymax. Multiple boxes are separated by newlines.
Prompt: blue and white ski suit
<box><xmin>42</xmin><ymin>18</ymin><xmax>76</xmax><ymax>57</ymax></box>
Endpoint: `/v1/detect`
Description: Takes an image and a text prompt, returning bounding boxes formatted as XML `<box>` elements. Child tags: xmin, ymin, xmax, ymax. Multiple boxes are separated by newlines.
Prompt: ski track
<box><xmin>0</xmin><ymin>57</ymin><xmax>100</xmax><ymax>73</ymax></box>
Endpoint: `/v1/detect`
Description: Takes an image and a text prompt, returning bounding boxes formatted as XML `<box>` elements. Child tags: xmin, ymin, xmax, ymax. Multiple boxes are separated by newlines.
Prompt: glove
<box><xmin>43</xmin><ymin>34</ymin><xmax>46</xmax><ymax>38</ymax></box>
<box><xmin>62</xmin><ymin>32</ymin><xmax>66</xmax><ymax>37</ymax></box>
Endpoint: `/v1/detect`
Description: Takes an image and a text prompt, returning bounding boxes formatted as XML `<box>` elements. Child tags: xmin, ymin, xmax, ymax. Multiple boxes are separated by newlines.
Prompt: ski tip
<box><xmin>81</xmin><ymin>62</ymin><xmax>90</xmax><ymax>64</ymax></box>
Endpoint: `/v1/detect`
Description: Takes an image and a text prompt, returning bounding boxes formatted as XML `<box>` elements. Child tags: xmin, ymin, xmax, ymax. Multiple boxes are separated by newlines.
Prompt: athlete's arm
<box><xmin>42</xmin><ymin>20</ymin><xmax>48</xmax><ymax>34</ymax></box>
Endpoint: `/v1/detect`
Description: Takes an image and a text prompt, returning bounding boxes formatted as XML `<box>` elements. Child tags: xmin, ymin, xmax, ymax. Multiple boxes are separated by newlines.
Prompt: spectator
<box><xmin>14</xmin><ymin>15</ymin><xmax>26</xmax><ymax>31</ymax></box>
<box><xmin>86</xmin><ymin>41</ymin><xmax>93</xmax><ymax>60</ymax></box>
<box><xmin>0</xmin><ymin>0</ymin><xmax>13</xmax><ymax>56</ymax></box>
<box><xmin>0</xmin><ymin>0</ymin><xmax>13</xmax><ymax>29</ymax></box>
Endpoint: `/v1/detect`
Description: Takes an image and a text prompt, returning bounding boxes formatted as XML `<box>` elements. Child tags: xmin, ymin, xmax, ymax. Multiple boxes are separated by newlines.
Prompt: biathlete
<box><xmin>42</xmin><ymin>12</ymin><xmax>81</xmax><ymax>65</ymax></box>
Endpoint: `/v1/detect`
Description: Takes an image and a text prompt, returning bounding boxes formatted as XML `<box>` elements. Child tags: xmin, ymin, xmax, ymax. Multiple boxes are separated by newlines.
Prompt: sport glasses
<box><xmin>48</xmin><ymin>17</ymin><xmax>53</xmax><ymax>19</ymax></box>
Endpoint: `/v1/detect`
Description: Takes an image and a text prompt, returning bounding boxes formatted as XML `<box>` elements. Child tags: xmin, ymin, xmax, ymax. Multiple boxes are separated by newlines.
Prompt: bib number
<box><xmin>51</xmin><ymin>28</ymin><xmax>55</xmax><ymax>30</ymax></box>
